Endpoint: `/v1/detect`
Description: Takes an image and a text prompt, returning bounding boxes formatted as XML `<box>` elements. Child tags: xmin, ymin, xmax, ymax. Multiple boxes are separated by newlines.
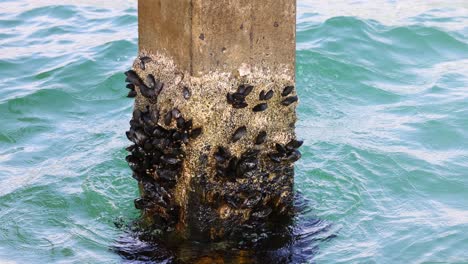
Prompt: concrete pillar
<box><xmin>126</xmin><ymin>0</ymin><xmax>299</xmax><ymax>241</ymax></box>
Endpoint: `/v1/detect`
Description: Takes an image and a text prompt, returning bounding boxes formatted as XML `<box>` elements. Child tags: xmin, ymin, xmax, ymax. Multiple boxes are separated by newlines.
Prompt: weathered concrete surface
<box><xmin>128</xmin><ymin>0</ymin><xmax>298</xmax><ymax>241</ymax></box>
<box><xmin>139</xmin><ymin>0</ymin><xmax>296</xmax><ymax>76</ymax></box>
<box><xmin>138</xmin><ymin>0</ymin><xmax>192</xmax><ymax>72</ymax></box>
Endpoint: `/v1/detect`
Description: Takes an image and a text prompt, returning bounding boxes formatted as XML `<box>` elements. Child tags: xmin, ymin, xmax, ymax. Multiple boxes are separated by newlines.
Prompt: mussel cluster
<box><xmin>198</xmin><ymin>143</ymin><xmax>297</xmax><ymax>238</ymax></box>
<box><xmin>189</xmin><ymin>83</ymin><xmax>304</xmax><ymax>236</ymax></box>
<box><xmin>227</xmin><ymin>83</ymin><xmax>298</xmax><ymax>112</ymax></box>
<box><xmin>226</xmin><ymin>84</ymin><xmax>253</xmax><ymax>108</ymax></box>
<box><xmin>125</xmin><ymin>107</ymin><xmax>182</xmax><ymax>228</ymax></box>
<box><xmin>268</xmin><ymin>140</ymin><xmax>303</xmax><ymax>163</ymax></box>
<box><xmin>214</xmin><ymin>147</ymin><xmax>259</xmax><ymax>182</ymax></box>
<box><xmin>124</xmin><ymin>56</ymin><xmax>302</xmax><ymax>238</ymax></box>
<box><xmin>208</xmin><ymin>140</ymin><xmax>302</xmax><ymax>217</ymax></box>
<box><xmin>124</xmin><ymin>63</ymin><xmax>202</xmax><ymax>229</ymax></box>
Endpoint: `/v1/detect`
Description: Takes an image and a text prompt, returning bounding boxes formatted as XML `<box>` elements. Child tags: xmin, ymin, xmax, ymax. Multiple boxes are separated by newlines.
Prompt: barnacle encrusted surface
<box><xmin>126</xmin><ymin>49</ymin><xmax>299</xmax><ymax>240</ymax></box>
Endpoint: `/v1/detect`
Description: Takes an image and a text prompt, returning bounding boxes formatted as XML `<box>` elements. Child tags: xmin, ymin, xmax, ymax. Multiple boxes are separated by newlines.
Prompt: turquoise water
<box><xmin>1</xmin><ymin>1</ymin><xmax>467</xmax><ymax>263</ymax></box>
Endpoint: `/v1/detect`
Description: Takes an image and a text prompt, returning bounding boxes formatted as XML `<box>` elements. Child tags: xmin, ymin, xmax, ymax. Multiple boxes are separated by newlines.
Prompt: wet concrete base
<box><xmin>112</xmin><ymin>193</ymin><xmax>336</xmax><ymax>264</ymax></box>
<box><xmin>125</xmin><ymin>51</ymin><xmax>301</xmax><ymax>241</ymax></box>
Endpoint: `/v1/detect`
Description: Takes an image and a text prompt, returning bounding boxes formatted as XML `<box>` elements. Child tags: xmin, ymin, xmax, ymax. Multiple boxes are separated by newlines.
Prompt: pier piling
<box><xmin>126</xmin><ymin>0</ymin><xmax>298</xmax><ymax>241</ymax></box>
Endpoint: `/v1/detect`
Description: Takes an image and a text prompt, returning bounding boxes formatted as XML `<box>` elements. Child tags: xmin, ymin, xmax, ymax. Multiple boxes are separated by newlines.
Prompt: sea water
<box><xmin>0</xmin><ymin>1</ymin><xmax>467</xmax><ymax>263</ymax></box>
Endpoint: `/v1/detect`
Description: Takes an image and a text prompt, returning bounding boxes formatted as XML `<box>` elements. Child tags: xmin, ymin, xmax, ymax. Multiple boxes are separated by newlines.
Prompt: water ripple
<box><xmin>0</xmin><ymin>0</ymin><xmax>468</xmax><ymax>263</ymax></box>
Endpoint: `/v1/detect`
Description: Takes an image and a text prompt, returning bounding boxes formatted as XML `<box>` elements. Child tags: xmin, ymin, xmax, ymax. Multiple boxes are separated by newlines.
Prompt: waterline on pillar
<box><xmin>112</xmin><ymin>193</ymin><xmax>335</xmax><ymax>263</ymax></box>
